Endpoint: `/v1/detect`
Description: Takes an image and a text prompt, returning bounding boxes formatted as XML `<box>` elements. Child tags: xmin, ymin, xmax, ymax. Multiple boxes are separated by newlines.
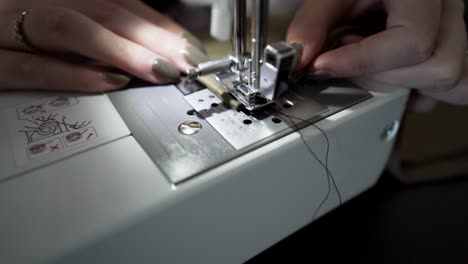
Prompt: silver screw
<box><xmin>178</xmin><ymin>121</ymin><xmax>202</xmax><ymax>135</ymax></box>
<box><xmin>381</xmin><ymin>120</ymin><xmax>400</xmax><ymax>142</ymax></box>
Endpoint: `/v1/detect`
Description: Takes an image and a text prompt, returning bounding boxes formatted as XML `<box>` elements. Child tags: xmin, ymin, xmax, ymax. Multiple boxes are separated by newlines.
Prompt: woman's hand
<box><xmin>288</xmin><ymin>0</ymin><xmax>468</xmax><ymax>105</ymax></box>
<box><xmin>0</xmin><ymin>0</ymin><xmax>208</xmax><ymax>92</ymax></box>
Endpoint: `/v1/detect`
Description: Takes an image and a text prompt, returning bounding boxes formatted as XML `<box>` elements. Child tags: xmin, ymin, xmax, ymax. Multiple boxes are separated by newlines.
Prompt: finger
<box><xmin>363</xmin><ymin>0</ymin><xmax>466</xmax><ymax>92</ymax></box>
<box><xmin>313</xmin><ymin>0</ymin><xmax>442</xmax><ymax>77</ymax></box>
<box><xmin>112</xmin><ymin>0</ymin><xmax>205</xmax><ymax>50</ymax></box>
<box><xmin>340</xmin><ymin>34</ymin><xmax>364</xmax><ymax>45</ymax></box>
<box><xmin>407</xmin><ymin>93</ymin><xmax>437</xmax><ymax>113</ymax></box>
<box><xmin>19</xmin><ymin>7</ymin><xmax>181</xmax><ymax>84</ymax></box>
<box><xmin>0</xmin><ymin>12</ymin><xmax>30</xmax><ymax>52</ymax></box>
<box><xmin>423</xmin><ymin>56</ymin><xmax>468</xmax><ymax>105</ymax></box>
<box><xmin>286</xmin><ymin>0</ymin><xmax>349</xmax><ymax>69</ymax></box>
<box><xmin>351</xmin><ymin>61</ymin><xmax>468</xmax><ymax>108</ymax></box>
<box><xmin>0</xmin><ymin>50</ymin><xmax>131</xmax><ymax>92</ymax></box>
<box><xmin>110</xmin><ymin>0</ymin><xmax>185</xmax><ymax>35</ymax></box>
<box><xmin>72</xmin><ymin>1</ymin><xmax>197</xmax><ymax>71</ymax></box>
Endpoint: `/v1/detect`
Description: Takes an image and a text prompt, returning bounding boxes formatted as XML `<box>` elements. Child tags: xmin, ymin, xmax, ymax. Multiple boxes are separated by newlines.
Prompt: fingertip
<box><xmin>287</xmin><ymin>40</ymin><xmax>320</xmax><ymax>70</ymax></box>
<box><xmin>294</xmin><ymin>42</ymin><xmax>310</xmax><ymax>69</ymax></box>
<box><xmin>307</xmin><ymin>31</ymin><xmax>365</xmax><ymax>76</ymax></box>
<box><xmin>287</xmin><ymin>16</ymin><xmax>329</xmax><ymax>70</ymax></box>
<box><xmin>340</xmin><ymin>34</ymin><xmax>365</xmax><ymax>45</ymax></box>
<box><xmin>311</xmin><ymin>47</ymin><xmax>350</xmax><ymax>78</ymax></box>
<box><xmin>408</xmin><ymin>94</ymin><xmax>437</xmax><ymax>113</ymax></box>
<box><xmin>287</xmin><ymin>29</ymin><xmax>313</xmax><ymax>70</ymax></box>
<box><xmin>152</xmin><ymin>58</ymin><xmax>181</xmax><ymax>83</ymax></box>
<box><xmin>100</xmin><ymin>72</ymin><xmax>132</xmax><ymax>91</ymax></box>
<box><xmin>310</xmin><ymin>53</ymin><xmax>330</xmax><ymax>72</ymax></box>
<box><xmin>312</xmin><ymin>53</ymin><xmax>326</xmax><ymax>69</ymax></box>
<box><xmin>287</xmin><ymin>0</ymin><xmax>343</xmax><ymax>70</ymax></box>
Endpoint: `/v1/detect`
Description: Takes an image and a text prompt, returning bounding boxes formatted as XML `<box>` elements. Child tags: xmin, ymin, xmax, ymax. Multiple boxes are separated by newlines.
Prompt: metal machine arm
<box><xmin>187</xmin><ymin>0</ymin><xmax>301</xmax><ymax>111</ymax></box>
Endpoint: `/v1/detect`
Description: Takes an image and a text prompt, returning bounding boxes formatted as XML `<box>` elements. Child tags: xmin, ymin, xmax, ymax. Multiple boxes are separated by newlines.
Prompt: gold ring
<box><xmin>14</xmin><ymin>10</ymin><xmax>38</xmax><ymax>53</ymax></box>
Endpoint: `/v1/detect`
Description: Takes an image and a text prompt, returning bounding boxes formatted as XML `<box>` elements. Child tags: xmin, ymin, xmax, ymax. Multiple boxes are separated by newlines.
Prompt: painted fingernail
<box><xmin>103</xmin><ymin>73</ymin><xmax>132</xmax><ymax>86</ymax></box>
<box><xmin>311</xmin><ymin>70</ymin><xmax>334</xmax><ymax>80</ymax></box>
<box><xmin>152</xmin><ymin>58</ymin><xmax>180</xmax><ymax>82</ymax></box>
<box><xmin>182</xmin><ymin>32</ymin><xmax>206</xmax><ymax>52</ymax></box>
<box><xmin>182</xmin><ymin>45</ymin><xmax>210</xmax><ymax>66</ymax></box>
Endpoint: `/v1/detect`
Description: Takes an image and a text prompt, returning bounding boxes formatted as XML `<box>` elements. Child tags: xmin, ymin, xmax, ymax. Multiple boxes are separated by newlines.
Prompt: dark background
<box><xmin>247</xmin><ymin>172</ymin><xmax>468</xmax><ymax>264</ymax></box>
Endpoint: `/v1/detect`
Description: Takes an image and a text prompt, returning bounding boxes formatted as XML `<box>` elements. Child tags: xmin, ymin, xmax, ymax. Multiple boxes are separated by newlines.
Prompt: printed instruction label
<box><xmin>3</xmin><ymin>95</ymin><xmax>129</xmax><ymax>168</ymax></box>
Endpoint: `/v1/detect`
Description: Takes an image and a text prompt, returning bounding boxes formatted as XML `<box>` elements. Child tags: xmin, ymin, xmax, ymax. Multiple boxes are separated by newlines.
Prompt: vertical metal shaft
<box><xmin>233</xmin><ymin>0</ymin><xmax>247</xmax><ymax>73</ymax></box>
<box><xmin>251</xmin><ymin>0</ymin><xmax>269</xmax><ymax>90</ymax></box>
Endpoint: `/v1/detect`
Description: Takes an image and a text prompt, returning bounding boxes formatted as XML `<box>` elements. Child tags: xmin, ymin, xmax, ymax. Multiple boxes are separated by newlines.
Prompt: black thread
<box><xmin>273</xmin><ymin>109</ymin><xmax>342</xmax><ymax>220</ymax></box>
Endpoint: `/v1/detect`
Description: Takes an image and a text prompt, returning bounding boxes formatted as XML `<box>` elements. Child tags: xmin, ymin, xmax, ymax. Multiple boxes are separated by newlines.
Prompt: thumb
<box><xmin>287</xmin><ymin>0</ymin><xmax>348</xmax><ymax>70</ymax></box>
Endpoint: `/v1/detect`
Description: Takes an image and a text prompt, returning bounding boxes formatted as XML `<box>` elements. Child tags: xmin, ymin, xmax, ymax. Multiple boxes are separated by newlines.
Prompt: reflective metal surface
<box><xmin>109</xmin><ymin>79</ymin><xmax>372</xmax><ymax>184</ymax></box>
<box><xmin>178</xmin><ymin>121</ymin><xmax>203</xmax><ymax>135</ymax></box>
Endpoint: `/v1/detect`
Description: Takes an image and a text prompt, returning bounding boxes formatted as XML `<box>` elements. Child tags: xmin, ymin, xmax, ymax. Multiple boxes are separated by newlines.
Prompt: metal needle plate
<box><xmin>110</xmin><ymin>79</ymin><xmax>372</xmax><ymax>184</ymax></box>
<box><xmin>185</xmin><ymin>88</ymin><xmax>328</xmax><ymax>150</ymax></box>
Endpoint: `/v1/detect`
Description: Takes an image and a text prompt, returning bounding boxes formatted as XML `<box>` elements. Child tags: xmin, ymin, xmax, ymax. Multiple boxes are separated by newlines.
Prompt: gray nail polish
<box><xmin>152</xmin><ymin>59</ymin><xmax>180</xmax><ymax>81</ymax></box>
<box><xmin>103</xmin><ymin>73</ymin><xmax>131</xmax><ymax>86</ymax></box>
<box><xmin>182</xmin><ymin>45</ymin><xmax>210</xmax><ymax>66</ymax></box>
<box><xmin>182</xmin><ymin>32</ymin><xmax>206</xmax><ymax>52</ymax></box>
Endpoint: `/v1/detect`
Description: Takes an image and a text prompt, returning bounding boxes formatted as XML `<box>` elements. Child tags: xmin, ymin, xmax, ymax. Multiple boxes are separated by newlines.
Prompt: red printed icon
<box><xmin>17</xmin><ymin>96</ymin><xmax>78</xmax><ymax>123</ymax></box>
<box><xmin>86</xmin><ymin>133</ymin><xmax>94</xmax><ymax>141</ymax></box>
<box><xmin>22</xmin><ymin>105</ymin><xmax>45</xmax><ymax>116</ymax></box>
<box><xmin>29</xmin><ymin>144</ymin><xmax>47</xmax><ymax>155</ymax></box>
<box><xmin>49</xmin><ymin>144</ymin><xmax>61</xmax><ymax>152</ymax></box>
<box><xmin>19</xmin><ymin>114</ymin><xmax>91</xmax><ymax>144</ymax></box>
<box><xmin>63</xmin><ymin>127</ymin><xmax>97</xmax><ymax>147</ymax></box>
<box><xmin>27</xmin><ymin>138</ymin><xmax>63</xmax><ymax>159</ymax></box>
<box><xmin>65</xmin><ymin>132</ymin><xmax>83</xmax><ymax>143</ymax></box>
<box><xmin>49</xmin><ymin>96</ymin><xmax>70</xmax><ymax>108</ymax></box>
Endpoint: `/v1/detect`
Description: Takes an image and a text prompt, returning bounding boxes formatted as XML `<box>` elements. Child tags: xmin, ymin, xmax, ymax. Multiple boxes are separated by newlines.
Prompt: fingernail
<box><xmin>152</xmin><ymin>58</ymin><xmax>180</xmax><ymax>82</ymax></box>
<box><xmin>311</xmin><ymin>70</ymin><xmax>334</xmax><ymax>80</ymax></box>
<box><xmin>103</xmin><ymin>73</ymin><xmax>131</xmax><ymax>86</ymax></box>
<box><xmin>182</xmin><ymin>32</ymin><xmax>206</xmax><ymax>52</ymax></box>
<box><xmin>182</xmin><ymin>45</ymin><xmax>210</xmax><ymax>66</ymax></box>
<box><xmin>290</xmin><ymin>42</ymin><xmax>304</xmax><ymax>68</ymax></box>
<box><xmin>291</xmin><ymin>42</ymin><xmax>304</xmax><ymax>57</ymax></box>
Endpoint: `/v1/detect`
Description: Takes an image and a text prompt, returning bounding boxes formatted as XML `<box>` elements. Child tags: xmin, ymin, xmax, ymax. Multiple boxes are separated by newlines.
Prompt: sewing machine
<box><xmin>0</xmin><ymin>1</ymin><xmax>408</xmax><ymax>263</ymax></box>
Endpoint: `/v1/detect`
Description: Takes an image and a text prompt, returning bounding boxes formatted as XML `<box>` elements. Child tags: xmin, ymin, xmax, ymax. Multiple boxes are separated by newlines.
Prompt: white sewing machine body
<box><xmin>0</xmin><ymin>80</ymin><xmax>408</xmax><ymax>263</ymax></box>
